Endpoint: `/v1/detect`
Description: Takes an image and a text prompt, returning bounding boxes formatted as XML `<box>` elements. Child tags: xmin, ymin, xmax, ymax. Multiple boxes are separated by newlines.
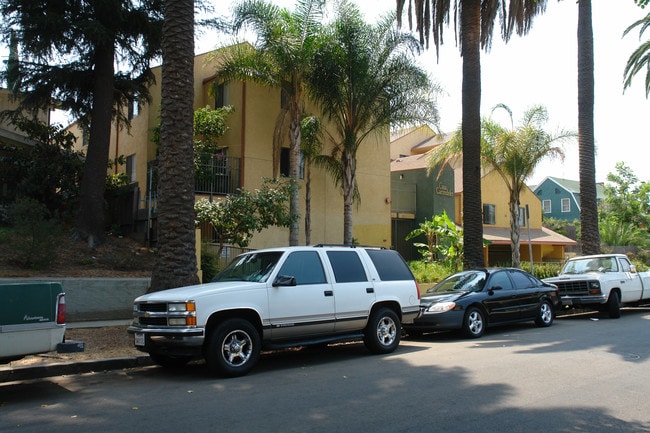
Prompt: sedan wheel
<box><xmin>534</xmin><ymin>300</ymin><xmax>554</xmax><ymax>327</ymax></box>
<box><xmin>463</xmin><ymin>307</ymin><xmax>485</xmax><ymax>338</ymax></box>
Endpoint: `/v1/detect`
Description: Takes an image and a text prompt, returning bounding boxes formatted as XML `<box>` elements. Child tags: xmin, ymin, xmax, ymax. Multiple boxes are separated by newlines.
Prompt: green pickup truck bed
<box><xmin>0</xmin><ymin>282</ymin><xmax>66</xmax><ymax>363</ymax></box>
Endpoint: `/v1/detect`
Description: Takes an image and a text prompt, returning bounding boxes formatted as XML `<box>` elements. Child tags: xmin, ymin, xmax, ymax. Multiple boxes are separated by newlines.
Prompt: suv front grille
<box><xmin>138</xmin><ymin>317</ymin><xmax>168</xmax><ymax>326</ymax></box>
<box><xmin>138</xmin><ymin>303</ymin><xmax>167</xmax><ymax>313</ymax></box>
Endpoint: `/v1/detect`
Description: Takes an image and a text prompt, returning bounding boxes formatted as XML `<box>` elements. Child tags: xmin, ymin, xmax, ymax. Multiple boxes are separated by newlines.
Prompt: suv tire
<box><xmin>364</xmin><ymin>307</ymin><xmax>400</xmax><ymax>354</ymax></box>
<box><xmin>206</xmin><ymin>318</ymin><xmax>261</xmax><ymax>377</ymax></box>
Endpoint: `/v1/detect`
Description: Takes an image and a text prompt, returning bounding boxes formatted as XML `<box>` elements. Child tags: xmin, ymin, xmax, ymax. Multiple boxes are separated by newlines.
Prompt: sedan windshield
<box><xmin>212</xmin><ymin>252</ymin><xmax>283</xmax><ymax>283</ymax></box>
<box><xmin>427</xmin><ymin>271</ymin><xmax>487</xmax><ymax>294</ymax></box>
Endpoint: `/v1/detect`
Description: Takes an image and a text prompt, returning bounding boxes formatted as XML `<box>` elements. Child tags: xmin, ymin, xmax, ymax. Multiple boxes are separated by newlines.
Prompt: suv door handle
<box><xmin>366</xmin><ymin>288</ymin><xmax>374</xmax><ymax>293</ymax></box>
<box><xmin>324</xmin><ymin>290</ymin><xmax>333</xmax><ymax>296</ymax></box>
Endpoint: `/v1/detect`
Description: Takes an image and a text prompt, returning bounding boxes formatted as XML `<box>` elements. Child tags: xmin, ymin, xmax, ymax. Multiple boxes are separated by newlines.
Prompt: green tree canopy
<box><xmin>0</xmin><ymin>0</ymin><xmax>164</xmax><ymax>248</ymax></box>
<box><xmin>308</xmin><ymin>1</ymin><xmax>441</xmax><ymax>244</ymax></box>
<box><xmin>600</xmin><ymin>162</ymin><xmax>650</xmax><ymax>234</ymax></box>
<box><xmin>215</xmin><ymin>0</ymin><xmax>326</xmax><ymax>245</ymax></box>
<box><xmin>195</xmin><ymin>178</ymin><xmax>295</xmax><ymax>256</ymax></box>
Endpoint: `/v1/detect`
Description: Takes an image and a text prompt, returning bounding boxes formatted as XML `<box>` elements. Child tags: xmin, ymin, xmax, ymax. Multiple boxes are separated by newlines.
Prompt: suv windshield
<box><xmin>427</xmin><ymin>271</ymin><xmax>487</xmax><ymax>294</ymax></box>
<box><xmin>212</xmin><ymin>252</ymin><xmax>283</xmax><ymax>283</ymax></box>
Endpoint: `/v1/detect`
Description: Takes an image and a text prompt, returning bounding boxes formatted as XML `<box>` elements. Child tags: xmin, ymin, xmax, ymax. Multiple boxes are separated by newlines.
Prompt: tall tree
<box><xmin>308</xmin><ymin>1</ymin><xmax>440</xmax><ymax>244</ymax></box>
<box><xmin>0</xmin><ymin>0</ymin><xmax>163</xmax><ymax>248</ymax></box>
<box><xmin>149</xmin><ymin>0</ymin><xmax>200</xmax><ymax>292</ymax></box>
<box><xmin>577</xmin><ymin>0</ymin><xmax>600</xmax><ymax>255</ymax></box>
<box><xmin>623</xmin><ymin>6</ymin><xmax>650</xmax><ymax>96</ymax></box>
<box><xmin>215</xmin><ymin>0</ymin><xmax>325</xmax><ymax>246</ymax></box>
<box><xmin>300</xmin><ymin>115</ymin><xmax>323</xmax><ymax>245</ymax></box>
<box><xmin>396</xmin><ymin>0</ymin><xmax>548</xmax><ymax>268</ymax></box>
<box><xmin>428</xmin><ymin>104</ymin><xmax>573</xmax><ymax>268</ymax></box>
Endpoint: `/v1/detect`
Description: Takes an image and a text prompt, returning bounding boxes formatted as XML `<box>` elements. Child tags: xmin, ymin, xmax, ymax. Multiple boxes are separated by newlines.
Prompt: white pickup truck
<box><xmin>543</xmin><ymin>254</ymin><xmax>650</xmax><ymax>318</ymax></box>
<box><xmin>128</xmin><ymin>245</ymin><xmax>421</xmax><ymax>377</ymax></box>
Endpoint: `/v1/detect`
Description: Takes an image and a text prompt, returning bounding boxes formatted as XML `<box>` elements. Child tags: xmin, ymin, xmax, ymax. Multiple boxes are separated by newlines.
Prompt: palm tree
<box><xmin>428</xmin><ymin>104</ymin><xmax>573</xmax><ymax>268</ymax></box>
<box><xmin>577</xmin><ymin>0</ymin><xmax>600</xmax><ymax>255</ymax></box>
<box><xmin>216</xmin><ymin>0</ymin><xmax>325</xmax><ymax>246</ymax></box>
<box><xmin>300</xmin><ymin>115</ymin><xmax>323</xmax><ymax>245</ymax></box>
<box><xmin>308</xmin><ymin>1</ymin><xmax>440</xmax><ymax>244</ymax></box>
<box><xmin>149</xmin><ymin>0</ymin><xmax>200</xmax><ymax>292</ymax></box>
<box><xmin>396</xmin><ymin>0</ymin><xmax>548</xmax><ymax>268</ymax></box>
<box><xmin>623</xmin><ymin>7</ymin><xmax>650</xmax><ymax>96</ymax></box>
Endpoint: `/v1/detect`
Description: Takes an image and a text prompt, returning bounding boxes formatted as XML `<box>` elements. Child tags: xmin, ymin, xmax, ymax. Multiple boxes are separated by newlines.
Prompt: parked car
<box><xmin>0</xmin><ymin>282</ymin><xmax>66</xmax><ymax>363</ymax></box>
<box><xmin>128</xmin><ymin>245</ymin><xmax>421</xmax><ymax>377</ymax></box>
<box><xmin>403</xmin><ymin>268</ymin><xmax>560</xmax><ymax>338</ymax></box>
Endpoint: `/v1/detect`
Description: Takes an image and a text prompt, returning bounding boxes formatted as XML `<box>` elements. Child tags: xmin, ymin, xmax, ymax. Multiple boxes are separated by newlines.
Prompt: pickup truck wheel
<box><xmin>364</xmin><ymin>308</ymin><xmax>401</xmax><ymax>354</ymax></box>
<box><xmin>607</xmin><ymin>291</ymin><xmax>621</xmax><ymax>319</ymax></box>
<box><xmin>150</xmin><ymin>353</ymin><xmax>193</xmax><ymax>369</ymax></box>
<box><xmin>206</xmin><ymin>319</ymin><xmax>261</xmax><ymax>377</ymax></box>
<box><xmin>534</xmin><ymin>300</ymin><xmax>554</xmax><ymax>327</ymax></box>
<box><xmin>463</xmin><ymin>307</ymin><xmax>485</xmax><ymax>338</ymax></box>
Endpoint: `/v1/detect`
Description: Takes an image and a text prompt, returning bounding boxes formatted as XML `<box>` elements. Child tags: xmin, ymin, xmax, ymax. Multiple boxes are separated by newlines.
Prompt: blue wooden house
<box><xmin>532</xmin><ymin>177</ymin><xmax>604</xmax><ymax>222</ymax></box>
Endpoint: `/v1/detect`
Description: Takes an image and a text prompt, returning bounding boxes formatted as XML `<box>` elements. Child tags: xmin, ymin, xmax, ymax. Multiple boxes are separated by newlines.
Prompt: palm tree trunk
<box><xmin>509</xmin><ymin>184</ymin><xmax>521</xmax><ymax>268</ymax></box>
<box><xmin>149</xmin><ymin>0</ymin><xmax>199</xmax><ymax>292</ymax></box>
<box><xmin>305</xmin><ymin>162</ymin><xmax>311</xmax><ymax>245</ymax></box>
<box><xmin>577</xmin><ymin>0</ymin><xmax>600</xmax><ymax>255</ymax></box>
<box><xmin>289</xmin><ymin>117</ymin><xmax>301</xmax><ymax>246</ymax></box>
<box><xmin>343</xmin><ymin>147</ymin><xmax>355</xmax><ymax>245</ymax></box>
<box><xmin>461</xmin><ymin>0</ymin><xmax>485</xmax><ymax>269</ymax></box>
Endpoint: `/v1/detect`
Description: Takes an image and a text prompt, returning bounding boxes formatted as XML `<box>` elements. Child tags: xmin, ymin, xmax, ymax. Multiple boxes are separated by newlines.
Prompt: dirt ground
<box><xmin>0</xmin><ymin>233</ymin><xmax>156</xmax><ymax>278</ymax></box>
<box><xmin>6</xmin><ymin>325</ymin><xmax>143</xmax><ymax>368</ymax></box>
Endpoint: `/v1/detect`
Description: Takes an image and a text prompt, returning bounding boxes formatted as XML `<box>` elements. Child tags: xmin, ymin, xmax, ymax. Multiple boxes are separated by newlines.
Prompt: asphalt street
<box><xmin>1</xmin><ymin>308</ymin><xmax>649</xmax><ymax>432</ymax></box>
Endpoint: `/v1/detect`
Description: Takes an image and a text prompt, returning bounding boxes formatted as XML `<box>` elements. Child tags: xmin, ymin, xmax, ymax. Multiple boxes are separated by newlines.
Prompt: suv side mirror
<box><xmin>273</xmin><ymin>275</ymin><xmax>297</xmax><ymax>287</ymax></box>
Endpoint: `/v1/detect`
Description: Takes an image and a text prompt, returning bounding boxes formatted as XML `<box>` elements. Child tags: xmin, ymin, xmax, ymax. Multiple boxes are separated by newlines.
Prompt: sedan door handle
<box><xmin>366</xmin><ymin>287</ymin><xmax>374</xmax><ymax>293</ymax></box>
<box><xmin>324</xmin><ymin>290</ymin><xmax>333</xmax><ymax>296</ymax></box>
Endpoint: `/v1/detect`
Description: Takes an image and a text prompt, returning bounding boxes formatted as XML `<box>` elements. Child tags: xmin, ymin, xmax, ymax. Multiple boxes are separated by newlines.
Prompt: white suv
<box><xmin>128</xmin><ymin>245</ymin><xmax>421</xmax><ymax>377</ymax></box>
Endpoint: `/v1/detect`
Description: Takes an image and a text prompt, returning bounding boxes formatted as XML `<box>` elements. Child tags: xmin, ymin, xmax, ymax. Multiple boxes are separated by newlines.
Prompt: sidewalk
<box><xmin>0</xmin><ymin>320</ymin><xmax>152</xmax><ymax>383</ymax></box>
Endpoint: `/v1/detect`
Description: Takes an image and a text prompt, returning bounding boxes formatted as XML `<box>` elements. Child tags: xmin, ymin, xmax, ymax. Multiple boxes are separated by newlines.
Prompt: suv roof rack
<box><xmin>312</xmin><ymin>244</ymin><xmax>386</xmax><ymax>249</ymax></box>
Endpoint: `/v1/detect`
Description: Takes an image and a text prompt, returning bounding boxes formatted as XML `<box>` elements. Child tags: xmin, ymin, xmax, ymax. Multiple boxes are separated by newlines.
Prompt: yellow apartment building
<box><xmin>69</xmin><ymin>48</ymin><xmax>392</xmax><ymax>251</ymax></box>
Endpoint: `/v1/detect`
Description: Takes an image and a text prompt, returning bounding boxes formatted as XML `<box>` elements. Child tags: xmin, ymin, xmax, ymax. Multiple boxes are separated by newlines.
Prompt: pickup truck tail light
<box><xmin>416</xmin><ymin>282</ymin><xmax>421</xmax><ymax>299</ymax></box>
<box><xmin>56</xmin><ymin>293</ymin><xmax>66</xmax><ymax>324</ymax></box>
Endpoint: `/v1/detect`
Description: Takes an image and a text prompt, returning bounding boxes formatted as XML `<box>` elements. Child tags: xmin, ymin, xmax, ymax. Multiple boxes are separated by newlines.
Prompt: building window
<box><xmin>543</xmin><ymin>199</ymin><xmax>551</xmax><ymax>214</ymax></box>
<box><xmin>561</xmin><ymin>198</ymin><xmax>571</xmax><ymax>213</ymax></box>
<box><xmin>518</xmin><ymin>206</ymin><xmax>527</xmax><ymax>227</ymax></box>
<box><xmin>127</xmin><ymin>99</ymin><xmax>139</xmax><ymax>121</ymax></box>
<box><xmin>280</xmin><ymin>147</ymin><xmax>304</xmax><ymax>179</ymax></box>
<box><xmin>214</xmin><ymin>82</ymin><xmax>229</xmax><ymax>108</ymax></box>
<box><xmin>126</xmin><ymin>154</ymin><xmax>136</xmax><ymax>183</ymax></box>
<box><xmin>483</xmin><ymin>204</ymin><xmax>496</xmax><ymax>225</ymax></box>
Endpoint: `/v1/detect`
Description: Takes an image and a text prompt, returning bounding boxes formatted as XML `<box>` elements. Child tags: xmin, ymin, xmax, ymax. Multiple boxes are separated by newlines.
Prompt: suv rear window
<box><xmin>365</xmin><ymin>249</ymin><xmax>414</xmax><ymax>281</ymax></box>
<box><xmin>326</xmin><ymin>251</ymin><xmax>368</xmax><ymax>283</ymax></box>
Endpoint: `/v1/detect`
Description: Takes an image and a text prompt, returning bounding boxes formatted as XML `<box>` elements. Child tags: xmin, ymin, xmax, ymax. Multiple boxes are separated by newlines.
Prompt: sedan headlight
<box><xmin>425</xmin><ymin>301</ymin><xmax>456</xmax><ymax>314</ymax></box>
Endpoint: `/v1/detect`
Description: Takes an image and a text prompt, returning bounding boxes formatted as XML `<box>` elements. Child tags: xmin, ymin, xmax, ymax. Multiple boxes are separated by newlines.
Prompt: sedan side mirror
<box><xmin>488</xmin><ymin>285</ymin><xmax>503</xmax><ymax>295</ymax></box>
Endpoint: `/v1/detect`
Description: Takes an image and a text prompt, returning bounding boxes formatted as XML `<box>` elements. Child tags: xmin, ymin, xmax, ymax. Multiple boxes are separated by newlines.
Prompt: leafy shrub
<box><xmin>201</xmin><ymin>247</ymin><xmax>220</xmax><ymax>282</ymax></box>
<box><xmin>523</xmin><ymin>262</ymin><xmax>562</xmax><ymax>280</ymax></box>
<box><xmin>408</xmin><ymin>260</ymin><xmax>454</xmax><ymax>284</ymax></box>
<box><xmin>8</xmin><ymin>197</ymin><xmax>61</xmax><ymax>269</ymax></box>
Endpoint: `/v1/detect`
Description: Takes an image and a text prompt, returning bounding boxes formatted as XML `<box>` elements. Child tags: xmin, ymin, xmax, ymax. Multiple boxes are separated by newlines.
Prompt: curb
<box><xmin>0</xmin><ymin>355</ymin><xmax>153</xmax><ymax>383</ymax></box>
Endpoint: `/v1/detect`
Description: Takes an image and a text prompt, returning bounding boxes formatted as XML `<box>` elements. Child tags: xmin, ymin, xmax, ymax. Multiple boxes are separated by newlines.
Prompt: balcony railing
<box><xmin>146</xmin><ymin>154</ymin><xmax>241</xmax><ymax>199</ymax></box>
<box><xmin>194</xmin><ymin>154</ymin><xmax>241</xmax><ymax>196</ymax></box>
